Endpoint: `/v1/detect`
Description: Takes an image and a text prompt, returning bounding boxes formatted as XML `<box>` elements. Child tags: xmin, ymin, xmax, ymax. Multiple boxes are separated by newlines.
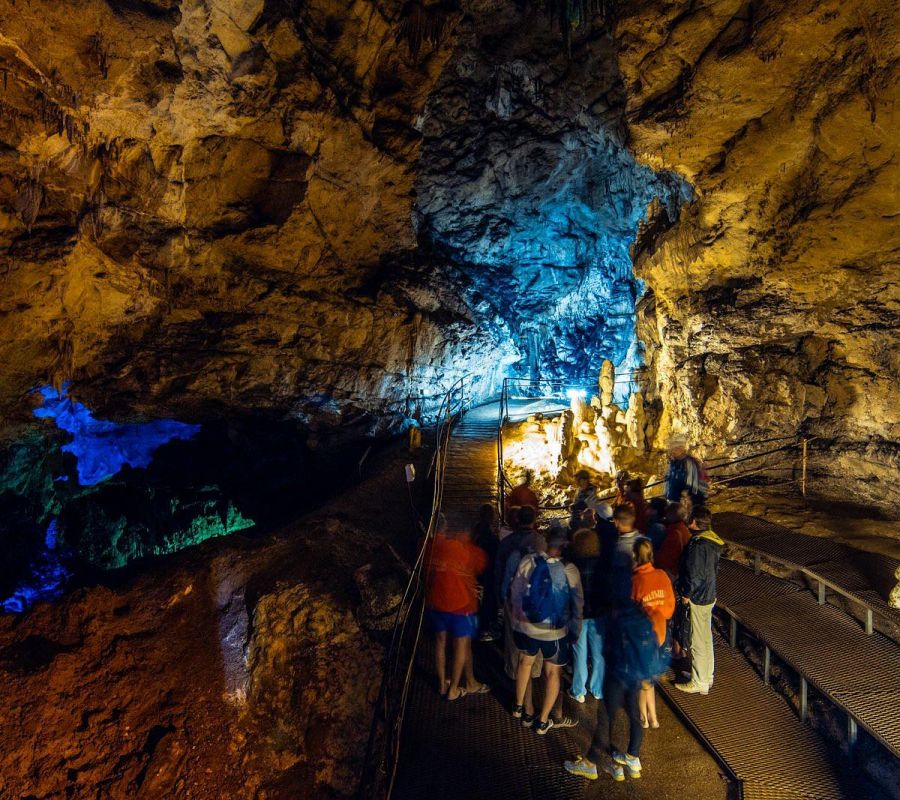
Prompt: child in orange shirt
<box><xmin>631</xmin><ymin>539</ymin><xmax>675</xmax><ymax>728</ymax></box>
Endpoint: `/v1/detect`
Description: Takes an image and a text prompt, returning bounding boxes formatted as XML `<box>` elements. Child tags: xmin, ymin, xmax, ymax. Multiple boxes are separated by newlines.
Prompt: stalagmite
<box><xmin>600</xmin><ymin>359</ymin><xmax>615</xmax><ymax>407</ymax></box>
<box><xmin>625</xmin><ymin>391</ymin><xmax>646</xmax><ymax>451</ymax></box>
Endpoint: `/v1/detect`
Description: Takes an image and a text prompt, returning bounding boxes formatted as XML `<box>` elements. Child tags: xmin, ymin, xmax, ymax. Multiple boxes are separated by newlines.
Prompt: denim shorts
<box><xmin>427</xmin><ymin>609</ymin><xmax>479</xmax><ymax>638</ymax></box>
<box><xmin>513</xmin><ymin>630</ymin><xmax>570</xmax><ymax>666</ymax></box>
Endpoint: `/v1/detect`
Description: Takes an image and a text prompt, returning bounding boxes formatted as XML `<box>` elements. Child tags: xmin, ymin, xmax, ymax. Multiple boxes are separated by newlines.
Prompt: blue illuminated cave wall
<box><xmin>0</xmin><ymin>386</ymin><xmax>376</xmax><ymax>613</ymax></box>
<box><xmin>33</xmin><ymin>384</ymin><xmax>202</xmax><ymax>486</ymax></box>
<box><xmin>416</xmin><ymin>29</ymin><xmax>690</xmax><ymax>390</ymax></box>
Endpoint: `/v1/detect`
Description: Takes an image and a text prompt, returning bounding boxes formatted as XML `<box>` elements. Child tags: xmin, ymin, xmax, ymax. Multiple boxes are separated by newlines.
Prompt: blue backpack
<box><xmin>612</xmin><ymin>602</ymin><xmax>667</xmax><ymax>686</ymax></box>
<box><xmin>523</xmin><ymin>556</ymin><xmax>569</xmax><ymax>626</ymax></box>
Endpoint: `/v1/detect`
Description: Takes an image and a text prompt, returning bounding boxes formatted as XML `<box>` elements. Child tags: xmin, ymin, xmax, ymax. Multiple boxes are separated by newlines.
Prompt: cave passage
<box><xmin>415</xmin><ymin>36</ymin><xmax>689</xmax><ymax>390</ymax></box>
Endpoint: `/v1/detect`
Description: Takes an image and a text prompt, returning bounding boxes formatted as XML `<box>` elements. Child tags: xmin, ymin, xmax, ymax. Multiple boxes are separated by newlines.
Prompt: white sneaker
<box><xmin>675</xmin><ymin>680</ymin><xmax>709</xmax><ymax>695</ymax></box>
<box><xmin>568</xmin><ymin>690</ymin><xmax>586</xmax><ymax>703</ymax></box>
<box><xmin>612</xmin><ymin>750</ymin><xmax>641</xmax><ymax>778</ymax></box>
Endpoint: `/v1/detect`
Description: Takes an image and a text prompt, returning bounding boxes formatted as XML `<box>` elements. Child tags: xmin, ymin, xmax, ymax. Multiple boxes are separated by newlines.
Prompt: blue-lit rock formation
<box><xmin>416</xmin><ymin>28</ymin><xmax>689</xmax><ymax>382</ymax></box>
<box><xmin>1</xmin><ymin>518</ymin><xmax>71</xmax><ymax>613</ymax></box>
<box><xmin>33</xmin><ymin>384</ymin><xmax>202</xmax><ymax>486</ymax></box>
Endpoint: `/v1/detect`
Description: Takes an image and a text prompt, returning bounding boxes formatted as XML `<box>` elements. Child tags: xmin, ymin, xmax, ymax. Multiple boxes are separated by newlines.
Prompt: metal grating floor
<box><xmin>718</xmin><ymin>563</ymin><xmax>900</xmax><ymax>755</ymax></box>
<box><xmin>396</xmin><ymin>402</ymin><xmax>731</xmax><ymax>800</ymax></box>
<box><xmin>659</xmin><ymin>637</ymin><xmax>846</xmax><ymax>800</ymax></box>
<box><xmin>713</xmin><ymin>513</ymin><xmax>900</xmax><ymax>625</ymax></box>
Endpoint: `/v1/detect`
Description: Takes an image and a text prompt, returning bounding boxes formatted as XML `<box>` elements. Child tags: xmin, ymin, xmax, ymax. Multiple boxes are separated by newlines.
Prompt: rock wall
<box><xmin>616</xmin><ymin>0</ymin><xmax>900</xmax><ymax>513</ymax></box>
<box><xmin>0</xmin><ymin>0</ymin><xmax>503</xmax><ymax>432</ymax></box>
<box><xmin>416</xmin><ymin>1</ymin><xmax>688</xmax><ymax>380</ymax></box>
<box><xmin>1</xmin><ymin>0</ymin><xmax>897</xmax><ymax>511</ymax></box>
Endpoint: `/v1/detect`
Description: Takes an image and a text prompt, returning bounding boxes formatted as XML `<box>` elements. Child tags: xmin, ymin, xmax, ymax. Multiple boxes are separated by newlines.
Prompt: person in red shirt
<box><xmin>631</xmin><ymin>539</ymin><xmax>675</xmax><ymax>729</ymax></box>
<box><xmin>625</xmin><ymin>478</ymin><xmax>650</xmax><ymax>535</ymax></box>
<box><xmin>423</xmin><ymin>516</ymin><xmax>489</xmax><ymax>700</ymax></box>
<box><xmin>506</xmin><ymin>469</ymin><xmax>540</xmax><ymax>519</ymax></box>
<box><xmin>654</xmin><ymin>503</ymin><xmax>692</xmax><ymax>579</ymax></box>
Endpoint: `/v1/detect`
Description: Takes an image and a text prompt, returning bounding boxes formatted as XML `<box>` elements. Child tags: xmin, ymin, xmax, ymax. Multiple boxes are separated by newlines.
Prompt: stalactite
<box><xmin>396</xmin><ymin>0</ymin><xmax>460</xmax><ymax>59</ymax></box>
<box><xmin>14</xmin><ymin>172</ymin><xmax>44</xmax><ymax>231</ymax></box>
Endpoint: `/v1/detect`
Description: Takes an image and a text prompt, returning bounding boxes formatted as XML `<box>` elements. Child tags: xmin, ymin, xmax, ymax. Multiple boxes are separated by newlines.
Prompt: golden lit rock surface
<box><xmin>617</xmin><ymin>0</ymin><xmax>899</xmax><ymax>511</ymax></box>
<box><xmin>0</xmin><ymin>0</ymin><xmax>500</xmax><ymax>429</ymax></box>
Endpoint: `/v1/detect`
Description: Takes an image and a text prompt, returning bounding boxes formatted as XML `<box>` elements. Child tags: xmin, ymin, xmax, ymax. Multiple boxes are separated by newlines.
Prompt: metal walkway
<box><xmin>714</xmin><ymin>512</ymin><xmax>900</xmax><ymax>632</ymax></box>
<box><xmin>391</xmin><ymin>403</ymin><xmax>882</xmax><ymax>800</ymax></box>
<box><xmin>715</xmin><ymin>560</ymin><xmax>900</xmax><ymax>756</ymax></box>
<box><xmin>660</xmin><ymin>637</ymin><xmax>846</xmax><ymax>800</ymax></box>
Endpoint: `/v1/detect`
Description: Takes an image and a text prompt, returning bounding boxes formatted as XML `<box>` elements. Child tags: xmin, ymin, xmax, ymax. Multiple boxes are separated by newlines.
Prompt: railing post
<box><xmin>865</xmin><ymin>608</ymin><xmax>873</xmax><ymax>635</ymax></box>
<box><xmin>801</xmin><ymin>438</ymin><xmax>808</xmax><ymax>497</ymax></box>
<box><xmin>818</xmin><ymin>580</ymin><xmax>826</xmax><ymax>605</ymax></box>
<box><xmin>847</xmin><ymin>716</ymin><xmax>858</xmax><ymax>757</ymax></box>
<box><xmin>763</xmin><ymin>645</ymin><xmax>771</xmax><ymax>685</ymax></box>
<box><xmin>729</xmin><ymin>615</ymin><xmax>737</xmax><ymax>648</ymax></box>
<box><xmin>800</xmin><ymin>677</ymin><xmax>808</xmax><ymax>722</ymax></box>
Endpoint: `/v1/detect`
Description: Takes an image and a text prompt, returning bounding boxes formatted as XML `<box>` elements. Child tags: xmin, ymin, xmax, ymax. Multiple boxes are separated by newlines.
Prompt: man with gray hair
<box><xmin>664</xmin><ymin>435</ymin><xmax>708</xmax><ymax>507</ymax></box>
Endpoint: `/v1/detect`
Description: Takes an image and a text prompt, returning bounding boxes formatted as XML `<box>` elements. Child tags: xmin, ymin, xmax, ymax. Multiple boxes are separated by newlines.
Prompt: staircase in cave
<box><xmin>439</xmin><ymin>403</ymin><xmax>502</xmax><ymax>530</ymax></box>
<box><xmin>392</xmin><ymin>400</ymin><xmax>899</xmax><ymax>800</ymax></box>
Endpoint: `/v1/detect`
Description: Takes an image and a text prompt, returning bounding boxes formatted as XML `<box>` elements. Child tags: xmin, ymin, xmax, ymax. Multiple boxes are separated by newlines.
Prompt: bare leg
<box><xmin>435</xmin><ymin>631</ymin><xmax>448</xmax><ymax>694</ymax></box>
<box><xmin>639</xmin><ymin>683</ymin><xmax>650</xmax><ymax>726</ymax></box>
<box><xmin>447</xmin><ymin>636</ymin><xmax>469</xmax><ymax>699</ymax></box>
<box><xmin>464</xmin><ymin>646</ymin><xmax>487</xmax><ymax>692</ymax></box>
<box><xmin>539</xmin><ymin>664</ymin><xmax>562</xmax><ymax>724</ymax></box>
<box><xmin>516</xmin><ymin>653</ymin><xmax>537</xmax><ymax>708</ymax></box>
<box><xmin>648</xmin><ymin>683</ymin><xmax>659</xmax><ymax>728</ymax></box>
<box><xmin>524</xmin><ymin>676</ymin><xmax>535</xmax><ymax>715</ymax></box>
<box><xmin>551</xmin><ymin>686</ymin><xmax>564</xmax><ymax>721</ymax></box>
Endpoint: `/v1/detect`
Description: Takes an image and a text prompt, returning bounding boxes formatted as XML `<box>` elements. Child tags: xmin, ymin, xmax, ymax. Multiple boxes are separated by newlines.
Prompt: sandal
<box><xmin>447</xmin><ymin>687</ymin><xmax>468</xmax><ymax>701</ymax></box>
<box><xmin>439</xmin><ymin>679</ymin><xmax>450</xmax><ymax>697</ymax></box>
<box><xmin>467</xmin><ymin>683</ymin><xmax>490</xmax><ymax>695</ymax></box>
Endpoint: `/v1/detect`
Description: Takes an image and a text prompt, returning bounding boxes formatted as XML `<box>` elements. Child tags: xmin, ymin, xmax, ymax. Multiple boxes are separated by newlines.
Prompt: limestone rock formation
<box><xmin>0</xmin><ymin>508</ymin><xmax>392</xmax><ymax>799</ymax></box>
<box><xmin>0</xmin><ymin>0</ymin><xmax>503</xmax><ymax>432</ymax></box>
<box><xmin>416</xmin><ymin>7</ymin><xmax>688</xmax><ymax>378</ymax></box>
<box><xmin>617</xmin><ymin>0</ymin><xmax>899</xmax><ymax>512</ymax></box>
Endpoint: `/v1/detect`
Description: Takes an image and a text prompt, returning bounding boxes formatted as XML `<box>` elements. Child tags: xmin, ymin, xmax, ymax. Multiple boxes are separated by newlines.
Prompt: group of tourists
<box><xmin>422</xmin><ymin>436</ymin><xmax>724</xmax><ymax>782</ymax></box>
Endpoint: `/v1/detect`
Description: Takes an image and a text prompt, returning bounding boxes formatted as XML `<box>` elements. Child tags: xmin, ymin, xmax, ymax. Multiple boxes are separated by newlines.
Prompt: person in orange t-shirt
<box><xmin>631</xmin><ymin>539</ymin><xmax>675</xmax><ymax>729</ymax></box>
<box><xmin>422</xmin><ymin>516</ymin><xmax>489</xmax><ymax>701</ymax></box>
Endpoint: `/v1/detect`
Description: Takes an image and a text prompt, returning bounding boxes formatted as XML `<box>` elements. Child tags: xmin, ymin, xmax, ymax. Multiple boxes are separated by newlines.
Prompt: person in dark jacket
<box><xmin>564</xmin><ymin>600</ymin><xmax>659</xmax><ymax>782</ymax></box>
<box><xmin>495</xmin><ymin>506</ymin><xmax>543</xmax><ymax>611</ymax></box>
<box><xmin>646</xmin><ymin>497</ymin><xmax>668</xmax><ymax>550</ymax></box>
<box><xmin>590</xmin><ymin>500</ymin><xmax>619</xmax><ymax>563</ymax></box>
<box><xmin>568</xmin><ymin>470</ymin><xmax>598</xmax><ymax>531</ymax></box>
<box><xmin>568</xmin><ymin>528</ymin><xmax>606</xmax><ymax>702</ymax></box>
<box><xmin>664</xmin><ymin>435</ymin><xmax>708</xmax><ymax>507</ymax></box>
<box><xmin>674</xmin><ymin>506</ymin><xmax>724</xmax><ymax>695</ymax></box>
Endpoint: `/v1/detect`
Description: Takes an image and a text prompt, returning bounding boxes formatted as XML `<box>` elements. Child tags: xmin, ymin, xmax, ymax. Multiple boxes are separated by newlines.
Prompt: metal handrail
<box><xmin>358</xmin><ymin>376</ymin><xmax>470</xmax><ymax>800</ymax></box>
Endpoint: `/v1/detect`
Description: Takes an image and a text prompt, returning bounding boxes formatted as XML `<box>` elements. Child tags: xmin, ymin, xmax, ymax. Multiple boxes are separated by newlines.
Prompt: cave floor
<box><xmin>394</xmin><ymin>640</ymin><xmax>734</xmax><ymax>800</ymax></box>
<box><xmin>713</xmin><ymin>485</ymin><xmax>900</xmax><ymax>560</ymax></box>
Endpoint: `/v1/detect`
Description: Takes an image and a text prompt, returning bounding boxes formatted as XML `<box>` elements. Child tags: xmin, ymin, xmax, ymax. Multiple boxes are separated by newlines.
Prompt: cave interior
<box><xmin>0</xmin><ymin>0</ymin><xmax>897</xmax><ymax>797</ymax></box>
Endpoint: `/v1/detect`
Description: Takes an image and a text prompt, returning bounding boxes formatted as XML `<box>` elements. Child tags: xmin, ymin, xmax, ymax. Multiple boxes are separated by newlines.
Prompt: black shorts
<box><xmin>513</xmin><ymin>630</ymin><xmax>570</xmax><ymax>666</ymax></box>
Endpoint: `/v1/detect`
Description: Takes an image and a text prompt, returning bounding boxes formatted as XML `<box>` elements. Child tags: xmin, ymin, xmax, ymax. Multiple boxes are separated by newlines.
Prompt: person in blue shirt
<box><xmin>664</xmin><ymin>435</ymin><xmax>708</xmax><ymax>507</ymax></box>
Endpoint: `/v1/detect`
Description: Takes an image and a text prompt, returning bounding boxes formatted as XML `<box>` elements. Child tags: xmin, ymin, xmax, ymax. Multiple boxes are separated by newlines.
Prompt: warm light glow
<box><xmin>503</xmin><ymin>417</ymin><xmax>565</xmax><ymax>481</ymax></box>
